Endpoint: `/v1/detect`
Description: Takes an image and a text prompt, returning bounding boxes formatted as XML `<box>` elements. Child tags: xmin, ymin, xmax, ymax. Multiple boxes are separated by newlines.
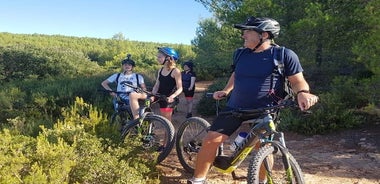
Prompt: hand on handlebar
<box><xmin>297</xmin><ymin>93</ymin><xmax>319</xmax><ymax>111</ymax></box>
<box><xmin>149</xmin><ymin>96</ymin><xmax>156</xmax><ymax>102</ymax></box>
<box><xmin>213</xmin><ymin>91</ymin><xmax>227</xmax><ymax>100</ymax></box>
<box><xmin>167</xmin><ymin>96</ymin><xmax>175</xmax><ymax>103</ymax></box>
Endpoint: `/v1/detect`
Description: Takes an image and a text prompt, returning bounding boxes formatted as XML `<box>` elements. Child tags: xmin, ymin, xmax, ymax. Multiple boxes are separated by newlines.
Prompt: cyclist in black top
<box><xmin>181</xmin><ymin>60</ymin><xmax>196</xmax><ymax>118</ymax></box>
<box><xmin>152</xmin><ymin>47</ymin><xmax>183</xmax><ymax>122</ymax></box>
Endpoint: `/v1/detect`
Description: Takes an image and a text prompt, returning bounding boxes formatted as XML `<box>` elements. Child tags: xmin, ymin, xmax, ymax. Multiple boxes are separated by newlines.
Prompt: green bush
<box><xmin>0</xmin><ymin>97</ymin><xmax>160</xmax><ymax>183</ymax></box>
<box><xmin>279</xmin><ymin>92</ymin><xmax>363</xmax><ymax>135</ymax></box>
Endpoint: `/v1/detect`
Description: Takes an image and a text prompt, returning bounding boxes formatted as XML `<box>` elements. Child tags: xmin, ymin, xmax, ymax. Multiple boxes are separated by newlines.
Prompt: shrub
<box><xmin>279</xmin><ymin>92</ymin><xmax>363</xmax><ymax>135</ymax></box>
<box><xmin>0</xmin><ymin>97</ymin><xmax>160</xmax><ymax>183</ymax></box>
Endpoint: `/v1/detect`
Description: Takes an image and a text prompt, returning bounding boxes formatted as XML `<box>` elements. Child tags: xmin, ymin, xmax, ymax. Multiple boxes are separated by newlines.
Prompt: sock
<box><xmin>189</xmin><ymin>177</ymin><xmax>206</xmax><ymax>183</ymax></box>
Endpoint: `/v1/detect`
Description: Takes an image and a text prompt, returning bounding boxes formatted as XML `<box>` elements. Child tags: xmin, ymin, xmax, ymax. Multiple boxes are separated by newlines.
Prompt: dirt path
<box><xmin>157</xmin><ymin>81</ymin><xmax>380</xmax><ymax>184</ymax></box>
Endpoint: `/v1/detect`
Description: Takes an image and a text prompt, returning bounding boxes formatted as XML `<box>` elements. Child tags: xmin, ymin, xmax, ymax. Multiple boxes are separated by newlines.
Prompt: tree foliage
<box><xmin>0</xmin><ymin>0</ymin><xmax>379</xmax><ymax>180</ymax></box>
<box><xmin>193</xmin><ymin>0</ymin><xmax>379</xmax><ymax>133</ymax></box>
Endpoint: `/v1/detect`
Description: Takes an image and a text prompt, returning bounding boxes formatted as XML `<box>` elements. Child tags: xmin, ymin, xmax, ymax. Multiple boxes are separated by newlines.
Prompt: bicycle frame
<box><xmin>213</xmin><ymin>113</ymin><xmax>278</xmax><ymax>173</ymax></box>
<box><xmin>176</xmin><ymin>97</ymin><xmax>305</xmax><ymax>183</ymax></box>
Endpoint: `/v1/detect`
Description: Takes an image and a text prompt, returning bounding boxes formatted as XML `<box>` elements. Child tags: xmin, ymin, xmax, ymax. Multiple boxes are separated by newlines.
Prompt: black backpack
<box><xmin>231</xmin><ymin>46</ymin><xmax>294</xmax><ymax>101</ymax></box>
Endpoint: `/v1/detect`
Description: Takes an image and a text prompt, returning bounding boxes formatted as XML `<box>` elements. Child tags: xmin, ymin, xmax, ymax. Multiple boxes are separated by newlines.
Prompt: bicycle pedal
<box><xmin>213</xmin><ymin>155</ymin><xmax>232</xmax><ymax>170</ymax></box>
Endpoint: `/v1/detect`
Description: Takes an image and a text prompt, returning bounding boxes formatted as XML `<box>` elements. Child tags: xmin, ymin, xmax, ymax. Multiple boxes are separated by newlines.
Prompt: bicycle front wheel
<box><xmin>110</xmin><ymin>110</ymin><xmax>132</xmax><ymax>128</ymax></box>
<box><xmin>247</xmin><ymin>142</ymin><xmax>305</xmax><ymax>184</ymax></box>
<box><xmin>176</xmin><ymin>117</ymin><xmax>210</xmax><ymax>173</ymax></box>
<box><xmin>120</xmin><ymin>114</ymin><xmax>175</xmax><ymax>164</ymax></box>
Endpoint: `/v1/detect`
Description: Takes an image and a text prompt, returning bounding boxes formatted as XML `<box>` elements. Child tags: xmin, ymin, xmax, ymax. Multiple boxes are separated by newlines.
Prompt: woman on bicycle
<box><xmin>181</xmin><ymin>60</ymin><xmax>196</xmax><ymax>118</ymax></box>
<box><xmin>151</xmin><ymin>47</ymin><xmax>183</xmax><ymax>122</ymax></box>
<box><xmin>188</xmin><ymin>16</ymin><xmax>319</xmax><ymax>184</ymax></box>
<box><xmin>101</xmin><ymin>55</ymin><xmax>147</xmax><ymax>120</ymax></box>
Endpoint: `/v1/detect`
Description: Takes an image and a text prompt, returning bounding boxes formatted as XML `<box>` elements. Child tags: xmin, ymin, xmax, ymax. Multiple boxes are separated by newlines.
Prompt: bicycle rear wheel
<box><xmin>176</xmin><ymin>117</ymin><xmax>210</xmax><ymax>173</ymax></box>
<box><xmin>120</xmin><ymin>113</ymin><xmax>175</xmax><ymax>164</ymax></box>
<box><xmin>247</xmin><ymin>142</ymin><xmax>305</xmax><ymax>184</ymax></box>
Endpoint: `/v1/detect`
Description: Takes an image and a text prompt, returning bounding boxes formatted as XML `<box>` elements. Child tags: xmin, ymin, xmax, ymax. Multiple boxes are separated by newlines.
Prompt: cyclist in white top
<box><xmin>101</xmin><ymin>55</ymin><xmax>147</xmax><ymax>120</ymax></box>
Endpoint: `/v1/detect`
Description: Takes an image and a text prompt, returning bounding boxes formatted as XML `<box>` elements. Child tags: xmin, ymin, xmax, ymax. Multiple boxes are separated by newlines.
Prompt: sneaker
<box><xmin>259</xmin><ymin>181</ymin><xmax>268</xmax><ymax>184</ymax></box>
<box><xmin>186</xmin><ymin>113</ymin><xmax>192</xmax><ymax>118</ymax></box>
<box><xmin>187</xmin><ymin>178</ymin><xmax>206</xmax><ymax>184</ymax></box>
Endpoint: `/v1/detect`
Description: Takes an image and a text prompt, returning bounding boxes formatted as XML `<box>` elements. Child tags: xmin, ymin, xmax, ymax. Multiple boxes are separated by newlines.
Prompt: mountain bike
<box><xmin>109</xmin><ymin>90</ymin><xmax>177</xmax><ymax>128</ymax></box>
<box><xmin>176</xmin><ymin>93</ymin><xmax>305</xmax><ymax>183</ymax></box>
<box><xmin>98</xmin><ymin>89</ymin><xmax>133</xmax><ymax>132</ymax></box>
<box><xmin>105</xmin><ymin>82</ymin><xmax>176</xmax><ymax>164</ymax></box>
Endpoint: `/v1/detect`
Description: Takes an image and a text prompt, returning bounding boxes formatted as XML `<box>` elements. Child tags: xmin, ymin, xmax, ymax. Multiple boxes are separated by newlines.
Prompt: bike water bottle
<box><xmin>230</xmin><ymin>131</ymin><xmax>248</xmax><ymax>151</ymax></box>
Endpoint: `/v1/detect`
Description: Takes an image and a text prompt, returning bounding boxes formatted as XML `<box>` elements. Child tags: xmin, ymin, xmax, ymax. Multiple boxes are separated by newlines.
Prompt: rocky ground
<box><xmin>157</xmin><ymin>81</ymin><xmax>380</xmax><ymax>184</ymax></box>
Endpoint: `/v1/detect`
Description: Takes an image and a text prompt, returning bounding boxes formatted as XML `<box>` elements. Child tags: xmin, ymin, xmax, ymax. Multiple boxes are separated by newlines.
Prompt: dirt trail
<box><xmin>157</xmin><ymin>81</ymin><xmax>380</xmax><ymax>184</ymax></box>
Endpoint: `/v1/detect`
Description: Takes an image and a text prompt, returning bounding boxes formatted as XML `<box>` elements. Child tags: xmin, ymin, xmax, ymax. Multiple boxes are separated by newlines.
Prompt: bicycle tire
<box><xmin>120</xmin><ymin>113</ymin><xmax>175</xmax><ymax>164</ymax></box>
<box><xmin>110</xmin><ymin>110</ymin><xmax>132</xmax><ymax>126</ymax></box>
<box><xmin>110</xmin><ymin>111</ymin><xmax>131</xmax><ymax>133</ymax></box>
<box><xmin>247</xmin><ymin>142</ymin><xmax>305</xmax><ymax>184</ymax></box>
<box><xmin>176</xmin><ymin>117</ymin><xmax>211</xmax><ymax>173</ymax></box>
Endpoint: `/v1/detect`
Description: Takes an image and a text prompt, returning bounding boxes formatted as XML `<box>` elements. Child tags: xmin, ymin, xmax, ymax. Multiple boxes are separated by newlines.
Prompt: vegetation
<box><xmin>0</xmin><ymin>0</ymin><xmax>379</xmax><ymax>181</ymax></box>
<box><xmin>193</xmin><ymin>0</ymin><xmax>379</xmax><ymax>134</ymax></box>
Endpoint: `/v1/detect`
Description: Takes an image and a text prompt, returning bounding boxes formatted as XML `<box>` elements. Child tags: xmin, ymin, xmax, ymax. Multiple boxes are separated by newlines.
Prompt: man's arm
<box><xmin>288</xmin><ymin>72</ymin><xmax>319</xmax><ymax>111</ymax></box>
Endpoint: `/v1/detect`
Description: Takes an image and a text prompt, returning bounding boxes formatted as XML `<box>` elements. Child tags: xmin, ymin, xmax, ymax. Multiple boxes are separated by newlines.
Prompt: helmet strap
<box><xmin>251</xmin><ymin>35</ymin><xmax>263</xmax><ymax>52</ymax></box>
<box><xmin>162</xmin><ymin>56</ymin><xmax>170</xmax><ymax>65</ymax></box>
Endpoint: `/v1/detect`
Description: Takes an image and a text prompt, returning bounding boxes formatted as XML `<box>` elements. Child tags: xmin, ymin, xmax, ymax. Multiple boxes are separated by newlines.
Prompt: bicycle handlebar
<box><xmin>98</xmin><ymin>89</ymin><xmax>130</xmax><ymax>95</ymax></box>
<box><xmin>219</xmin><ymin>99</ymin><xmax>297</xmax><ymax>116</ymax></box>
<box><xmin>102</xmin><ymin>81</ymin><xmax>167</xmax><ymax>100</ymax></box>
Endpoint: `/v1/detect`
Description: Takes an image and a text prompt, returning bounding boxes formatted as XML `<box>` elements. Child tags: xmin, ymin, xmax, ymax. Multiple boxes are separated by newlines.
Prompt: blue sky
<box><xmin>0</xmin><ymin>0</ymin><xmax>213</xmax><ymax>44</ymax></box>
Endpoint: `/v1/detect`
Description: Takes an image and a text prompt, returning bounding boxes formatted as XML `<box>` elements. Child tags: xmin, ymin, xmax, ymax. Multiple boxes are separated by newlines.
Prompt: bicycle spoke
<box><xmin>176</xmin><ymin>117</ymin><xmax>210</xmax><ymax>173</ymax></box>
<box><xmin>121</xmin><ymin>114</ymin><xmax>174</xmax><ymax>164</ymax></box>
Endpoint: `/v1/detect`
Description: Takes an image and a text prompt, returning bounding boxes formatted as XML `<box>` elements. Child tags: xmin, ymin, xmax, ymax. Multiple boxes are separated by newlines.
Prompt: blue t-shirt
<box><xmin>181</xmin><ymin>71</ymin><xmax>196</xmax><ymax>89</ymax></box>
<box><xmin>227</xmin><ymin>47</ymin><xmax>303</xmax><ymax>109</ymax></box>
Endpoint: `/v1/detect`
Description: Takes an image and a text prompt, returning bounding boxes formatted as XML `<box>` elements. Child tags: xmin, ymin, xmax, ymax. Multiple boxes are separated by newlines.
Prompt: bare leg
<box><xmin>186</xmin><ymin>97</ymin><xmax>194</xmax><ymax>114</ymax></box>
<box><xmin>160</xmin><ymin>109</ymin><xmax>173</xmax><ymax>122</ymax></box>
<box><xmin>193</xmin><ymin>131</ymin><xmax>228</xmax><ymax>178</ymax></box>
<box><xmin>129</xmin><ymin>92</ymin><xmax>147</xmax><ymax>119</ymax></box>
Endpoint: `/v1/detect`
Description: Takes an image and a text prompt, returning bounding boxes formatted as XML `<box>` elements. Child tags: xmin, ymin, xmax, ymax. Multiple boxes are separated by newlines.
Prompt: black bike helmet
<box><xmin>157</xmin><ymin>47</ymin><xmax>180</xmax><ymax>61</ymax></box>
<box><xmin>234</xmin><ymin>16</ymin><xmax>280</xmax><ymax>38</ymax></box>
<box><xmin>121</xmin><ymin>54</ymin><xmax>136</xmax><ymax>67</ymax></box>
<box><xmin>182</xmin><ymin>60</ymin><xmax>194</xmax><ymax>71</ymax></box>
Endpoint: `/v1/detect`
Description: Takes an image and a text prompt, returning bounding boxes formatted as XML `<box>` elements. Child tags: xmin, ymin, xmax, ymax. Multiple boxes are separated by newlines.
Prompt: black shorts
<box><xmin>183</xmin><ymin>88</ymin><xmax>195</xmax><ymax>98</ymax></box>
<box><xmin>157</xmin><ymin>97</ymin><xmax>179</xmax><ymax>109</ymax></box>
<box><xmin>209</xmin><ymin>108</ymin><xmax>260</xmax><ymax>136</ymax></box>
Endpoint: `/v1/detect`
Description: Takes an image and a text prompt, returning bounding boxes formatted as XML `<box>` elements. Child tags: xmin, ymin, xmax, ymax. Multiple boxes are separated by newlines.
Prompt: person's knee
<box><xmin>202</xmin><ymin>131</ymin><xmax>226</xmax><ymax>146</ymax></box>
<box><xmin>129</xmin><ymin>92</ymin><xmax>143</xmax><ymax>101</ymax></box>
<box><xmin>129</xmin><ymin>93</ymin><xmax>136</xmax><ymax>99</ymax></box>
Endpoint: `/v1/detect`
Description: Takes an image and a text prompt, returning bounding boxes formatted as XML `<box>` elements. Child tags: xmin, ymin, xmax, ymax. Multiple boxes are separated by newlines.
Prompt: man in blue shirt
<box><xmin>188</xmin><ymin>16</ymin><xmax>319</xmax><ymax>184</ymax></box>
